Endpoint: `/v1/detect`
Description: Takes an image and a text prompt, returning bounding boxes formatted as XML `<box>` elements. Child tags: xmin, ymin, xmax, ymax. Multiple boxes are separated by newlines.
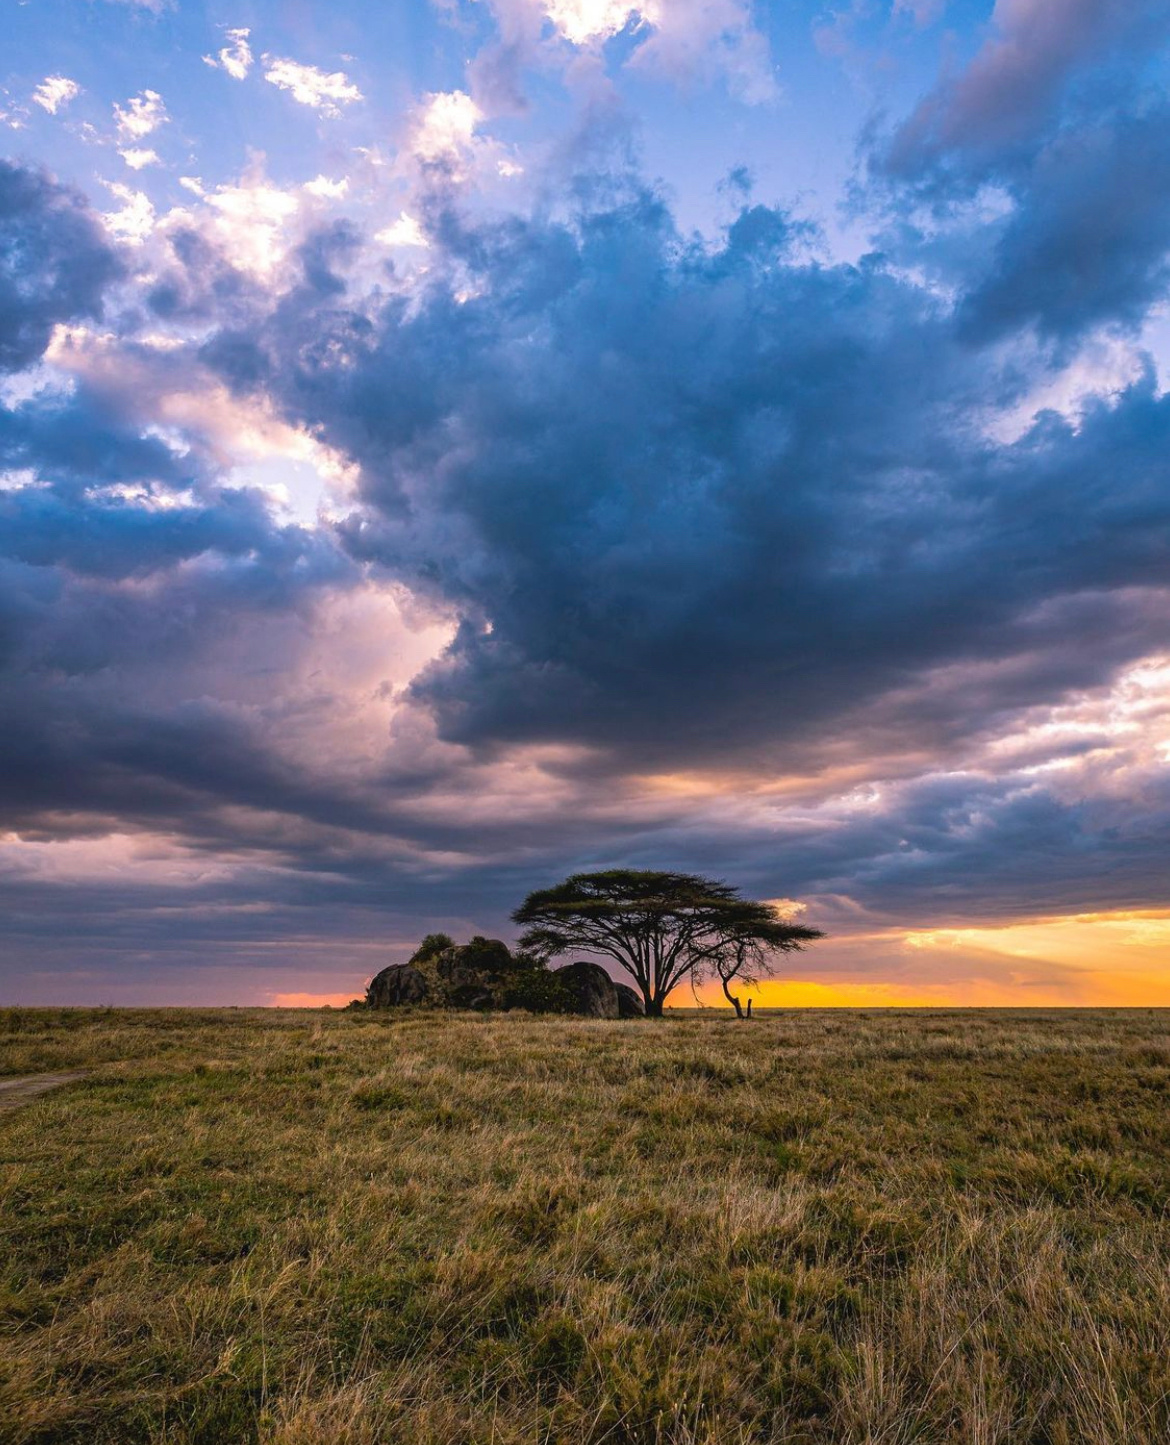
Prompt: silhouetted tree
<box><xmin>698</xmin><ymin>932</ymin><xmax>806</xmax><ymax>1019</ymax></box>
<box><xmin>513</xmin><ymin>869</ymin><xmax>823</xmax><ymax>1016</ymax></box>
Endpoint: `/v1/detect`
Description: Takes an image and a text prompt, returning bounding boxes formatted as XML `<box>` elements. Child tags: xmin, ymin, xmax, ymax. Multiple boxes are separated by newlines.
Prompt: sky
<box><xmin>2</xmin><ymin>0</ymin><xmax>1170</xmax><ymax>1008</ymax></box>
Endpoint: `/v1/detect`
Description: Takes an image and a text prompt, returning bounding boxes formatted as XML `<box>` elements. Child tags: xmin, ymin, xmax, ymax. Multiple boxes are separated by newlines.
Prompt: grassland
<box><xmin>1</xmin><ymin>1007</ymin><xmax>1168</xmax><ymax>1445</ymax></box>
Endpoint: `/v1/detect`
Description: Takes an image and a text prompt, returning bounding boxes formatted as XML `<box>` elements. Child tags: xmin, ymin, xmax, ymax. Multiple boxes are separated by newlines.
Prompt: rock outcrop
<box><xmin>614</xmin><ymin>982</ymin><xmax>646</xmax><ymax>1017</ymax></box>
<box><xmin>367</xmin><ymin>936</ymin><xmax>540</xmax><ymax>1012</ymax></box>
<box><xmin>366</xmin><ymin>963</ymin><xmax>430</xmax><ymax>1008</ymax></box>
<box><xmin>435</xmin><ymin>937</ymin><xmax>518</xmax><ymax>1010</ymax></box>
<box><xmin>365</xmin><ymin>936</ymin><xmax>643</xmax><ymax>1020</ymax></box>
<box><xmin>437</xmin><ymin>936</ymin><xmax>514</xmax><ymax>978</ymax></box>
<box><xmin>554</xmin><ymin>960</ymin><xmax>619</xmax><ymax>1018</ymax></box>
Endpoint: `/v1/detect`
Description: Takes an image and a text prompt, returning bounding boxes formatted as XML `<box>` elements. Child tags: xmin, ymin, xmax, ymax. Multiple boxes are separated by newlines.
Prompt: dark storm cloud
<box><xmin>872</xmin><ymin>1</ymin><xmax>1170</xmax><ymax>344</ymax></box>
<box><xmin>0</xmin><ymin>389</ymin><xmax>189</xmax><ymax>488</ymax></box>
<box><xmin>0</xmin><ymin>161</ymin><xmax>123</xmax><ymax>373</ymax></box>
<box><xmin>145</xmin><ymin>225</ymin><xmax>253</xmax><ymax>323</ymax></box>
<box><xmin>220</xmin><ymin>188</ymin><xmax>1170</xmax><ymax>780</ymax></box>
<box><xmin>957</xmin><ymin>104</ymin><xmax>1170</xmax><ymax>342</ymax></box>
<box><xmin>127</xmin><ymin>101</ymin><xmax>1168</xmax><ymax>964</ymax></box>
<box><xmin>0</xmin><ymin>478</ymin><xmax>282</xmax><ymax>581</ymax></box>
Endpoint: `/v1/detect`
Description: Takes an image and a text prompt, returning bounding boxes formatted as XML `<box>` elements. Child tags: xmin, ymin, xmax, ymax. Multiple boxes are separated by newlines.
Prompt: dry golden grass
<box><xmin>1</xmin><ymin>1006</ymin><xmax>1169</xmax><ymax>1444</ymax></box>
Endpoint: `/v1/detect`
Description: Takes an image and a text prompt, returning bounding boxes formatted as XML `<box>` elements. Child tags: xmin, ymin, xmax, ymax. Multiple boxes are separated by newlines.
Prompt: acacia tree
<box><xmin>513</xmin><ymin>869</ymin><xmax>823</xmax><ymax>1016</ymax></box>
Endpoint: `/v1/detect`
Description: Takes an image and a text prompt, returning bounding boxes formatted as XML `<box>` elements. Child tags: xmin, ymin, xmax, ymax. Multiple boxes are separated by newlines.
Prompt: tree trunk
<box><xmin>720</xmin><ymin>975</ymin><xmax>744</xmax><ymax>1019</ymax></box>
<box><xmin>645</xmin><ymin>996</ymin><xmax>665</xmax><ymax>1017</ymax></box>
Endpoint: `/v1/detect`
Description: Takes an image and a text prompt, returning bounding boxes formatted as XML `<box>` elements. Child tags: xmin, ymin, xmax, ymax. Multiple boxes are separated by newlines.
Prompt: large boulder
<box><xmin>555</xmin><ymin>961</ymin><xmax>619</xmax><ymax>1018</ymax></box>
<box><xmin>366</xmin><ymin>964</ymin><xmax>429</xmax><ymax>1008</ymax></box>
<box><xmin>449</xmin><ymin>936</ymin><xmax>515</xmax><ymax>976</ymax></box>
<box><xmin>434</xmin><ymin>936</ymin><xmax>515</xmax><ymax>1010</ymax></box>
<box><xmin>435</xmin><ymin>936</ymin><xmax>514</xmax><ymax>983</ymax></box>
<box><xmin>614</xmin><ymin>982</ymin><xmax>646</xmax><ymax>1018</ymax></box>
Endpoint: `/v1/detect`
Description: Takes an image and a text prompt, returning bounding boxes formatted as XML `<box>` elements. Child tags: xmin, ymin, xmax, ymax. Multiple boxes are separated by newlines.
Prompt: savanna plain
<box><xmin>1</xmin><ymin>1007</ymin><xmax>1168</xmax><ymax>1445</ymax></box>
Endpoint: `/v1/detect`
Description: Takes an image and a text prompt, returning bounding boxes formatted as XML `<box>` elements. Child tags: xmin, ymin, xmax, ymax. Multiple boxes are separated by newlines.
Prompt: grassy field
<box><xmin>1</xmin><ymin>1008</ymin><xmax>1168</xmax><ymax>1445</ymax></box>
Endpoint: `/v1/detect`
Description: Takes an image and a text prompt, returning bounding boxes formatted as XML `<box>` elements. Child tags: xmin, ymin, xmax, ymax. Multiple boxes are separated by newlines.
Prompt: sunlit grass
<box><xmin>1</xmin><ymin>1007</ymin><xmax>1168</xmax><ymax>1443</ymax></box>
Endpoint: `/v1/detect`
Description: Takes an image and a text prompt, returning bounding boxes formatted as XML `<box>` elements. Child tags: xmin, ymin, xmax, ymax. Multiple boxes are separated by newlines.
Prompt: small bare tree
<box><xmin>702</xmin><ymin>935</ymin><xmax>767</xmax><ymax>1018</ymax></box>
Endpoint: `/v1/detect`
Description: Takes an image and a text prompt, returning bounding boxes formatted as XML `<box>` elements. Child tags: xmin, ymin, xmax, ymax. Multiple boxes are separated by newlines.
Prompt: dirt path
<box><xmin>0</xmin><ymin>1072</ymin><xmax>88</xmax><ymax>1111</ymax></box>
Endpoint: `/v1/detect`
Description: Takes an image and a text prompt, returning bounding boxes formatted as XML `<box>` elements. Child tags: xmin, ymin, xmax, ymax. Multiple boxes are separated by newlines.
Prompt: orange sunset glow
<box><xmin>687</xmin><ymin>911</ymin><xmax>1170</xmax><ymax>1010</ymax></box>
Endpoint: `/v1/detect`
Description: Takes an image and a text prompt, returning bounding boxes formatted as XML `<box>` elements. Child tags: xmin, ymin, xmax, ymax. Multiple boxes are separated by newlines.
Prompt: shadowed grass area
<box><xmin>1</xmin><ymin>1007</ymin><xmax>1168</xmax><ymax>1443</ymax></box>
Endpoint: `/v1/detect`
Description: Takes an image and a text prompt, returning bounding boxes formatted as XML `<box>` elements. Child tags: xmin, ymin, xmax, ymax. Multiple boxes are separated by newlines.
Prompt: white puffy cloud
<box><xmin>376</xmin><ymin>212</ymin><xmax>430</xmax><ymax>248</ymax></box>
<box><xmin>203</xmin><ymin>27</ymin><xmax>254</xmax><ymax>80</ymax></box>
<box><xmin>263</xmin><ymin>57</ymin><xmax>362</xmax><ymax>116</ymax></box>
<box><xmin>120</xmin><ymin>146</ymin><xmax>161</xmax><ymax>169</ymax></box>
<box><xmin>412</xmin><ymin>89</ymin><xmax>483</xmax><ymax>162</ymax></box>
<box><xmin>203</xmin><ymin>175</ymin><xmax>302</xmax><ymax>276</ymax></box>
<box><xmin>303</xmin><ymin>174</ymin><xmax>350</xmax><ymax>198</ymax></box>
<box><xmin>32</xmin><ymin>75</ymin><xmax>80</xmax><ymax>114</ymax></box>
<box><xmin>102</xmin><ymin>181</ymin><xmax>155</xmax><ymax>243</ymax></box>
<box><xmin>114</xmin><ymin>89</ymin><xmax>167</xmax><ymax>141</ymax></box>
<box><xmin>542</xmin><ymin>0</ymin><xmax>642</xmax><ymax>43</ymax></box>
<box><xmin>400</xmin><ymin>90</ymin><xmax>522</xmax><ymax>189</ymax></box>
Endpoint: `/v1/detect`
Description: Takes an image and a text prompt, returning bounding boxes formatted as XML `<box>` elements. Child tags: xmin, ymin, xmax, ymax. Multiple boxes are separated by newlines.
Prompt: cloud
<box><xmin>542</xmin><ymin>0</ymin><xmax>642</xmax><ymax>44</ymax></box>
<box><xmin>32</xmin><ymin>76</ymin><xmax>80</xmax><ymax>114</ymax></box>
<box><xmin>0</xmin><ymin>177</ymin><xmax>375</xmax><ymax>972</ymax></box>
<box><xmin>397</xmin><ymin>89</ymin><xmax>523</xmax><ymax>191</ymax></box>
<box><xmin>376</xmin><ymin>212</ymin><xmax>430</xmax><ymax>249</ymax></box>
<box><xmin>472</xmin><ymin>0</ymin><xmax>776</xmax><ymax>108</ymax></box>
<box><xmin>0</xmin><ymin>162</ymin><xmax>123</xmax><ymax>373</ymax></box>
<box><xmin>626</xmin><ymin>0</ymin><xmax>778</xmax><ymax>105</ymax></box>
<box><xmin>957</xmin><ymin>105</ymin><xmax>1170</xmax><ymax>342</ymax></box>
<box><xmin>119</xmin><ymin>146</ymin><xmax>161</xmax><ymax>170</ymax></box>
<box><xmin>884</xmin><ymin>0</ymin><xmax>1170</xmax><ymax>181</ymax></box>
<box><xmin>102</xmin><ymin>181</ymin><xmax>155</xmax><ymax>244</ymax></box>
<box><xmin>3</xmin><ymin>15</ymin><xmax>1170</xmax><ymax>1002</ymax></box>
<box><xmin>143</xmin><ymin>165</ymin><xmax>308</xmax><ymax>281</ymax></box>
<box><xmin>201</xmin><ymin>176</ymin><xmax>303</xmax><ymax>277</ymax></box>
<box><xmin>870</xmin><ymin>1</ymin><xmax>1170</xmax><ymax>348</ymax></box>
<box><xmin>304</xmin><ymin>175</ymin><xmax>350</xmax><ymax>199</ymax></box>
<box><xmin>413</xmin><ymin>90</ymin><xmax>484</xmax><ymax>163</ymax></box>
<box><xmin>213</xmin><ymin>180</ymin><xmax>1166</xmax><ymax>791</ymax></box>
<box><xmin>0</xmin><ymin>203</ymin><xmax>403</xmax><ymax>980</ymax></box>
<box><xmin>0</xmin><ymin>97</ymin><xmax>27</xmax><ymax>132</ymax></box>
<box><xmin>263</xmin><ymin>57</ymin><xmax>362</xmax><ymax>116</ymax></box>
<box><xmin>203</xmin><ymin>27</ymin><xmax>253</xmax><ymax>81</ymax></box>
<box><xmin>113</xmin><ymin>89</ymin><xmax>167</xmax><ymax>141</ymax></box>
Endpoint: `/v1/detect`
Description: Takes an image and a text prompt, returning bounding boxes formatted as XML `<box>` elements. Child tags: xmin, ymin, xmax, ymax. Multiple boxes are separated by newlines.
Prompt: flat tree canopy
<box><xmin>513</xmin><ymin>869</ymin><xmax>823</xmax><ymax>1015</ymax></box>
